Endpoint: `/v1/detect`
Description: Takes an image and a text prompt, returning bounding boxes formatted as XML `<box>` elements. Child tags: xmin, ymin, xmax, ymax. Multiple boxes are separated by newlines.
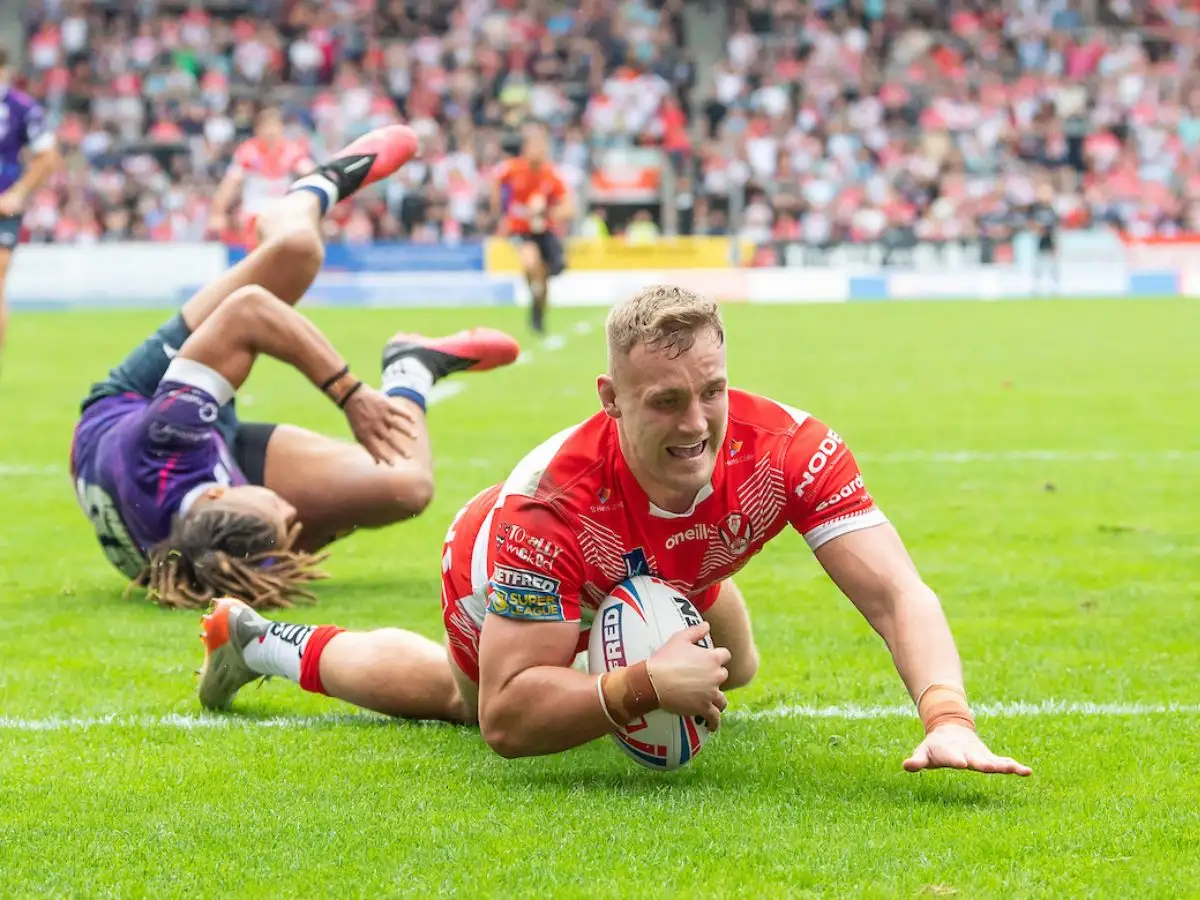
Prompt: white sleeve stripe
<box><xmin>29</xmin><ymin>133</ymin><xmax>56</xmax><ymax>154</ymax></box>
<box><xmin>162</xmin><ymin>358</ymin><xmax>236</xmax><ymax>406</ymax></box>
<box><xmin>803</xmin><ymin>509</ymin><xmax>889</xmax><ymax>551</ymax></box>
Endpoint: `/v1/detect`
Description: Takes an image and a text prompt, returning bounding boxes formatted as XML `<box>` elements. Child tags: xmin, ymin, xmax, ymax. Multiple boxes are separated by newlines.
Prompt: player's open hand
<box><xmin>0</xmin><ymin>189</ymin><xmax>26</xmax><ymax>217</ymax></box>
<box><xmin>646</xmin><ymin>622</ymin><xmax>731</xmax><ymax>731</ymax></box>
<box><xmin>342</xmin><ymin>385</ymin><xmax>420</xmax><ymax>464</ymax></box>
<box><xmin>904</xmin><ymin>723</ymin><xmax>1032</xmax><ymax>776</ymax></box>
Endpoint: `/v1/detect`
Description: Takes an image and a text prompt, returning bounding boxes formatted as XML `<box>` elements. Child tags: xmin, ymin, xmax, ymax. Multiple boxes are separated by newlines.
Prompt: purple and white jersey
<box><xmin>70</xmin><ymin>359</ymin><xmax>248</xmax><ymax>578</ymax></box>
<box><xmin>0</xmin><ymin>86</ymin><xmax>53</xmax><ymax>194</ymax></box>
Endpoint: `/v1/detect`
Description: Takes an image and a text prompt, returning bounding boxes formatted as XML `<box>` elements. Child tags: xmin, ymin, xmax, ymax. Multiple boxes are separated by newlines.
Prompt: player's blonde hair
<box><xmin>605</xmin><ymin>285</ymin><xmax>725</xmax><ymax>370</ymax></box>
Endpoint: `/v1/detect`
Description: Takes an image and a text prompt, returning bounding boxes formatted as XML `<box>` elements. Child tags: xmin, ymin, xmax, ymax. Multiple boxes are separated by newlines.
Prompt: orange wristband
<box><xmin>600</xmin><ymin>661</ymin><xmax>660</xmax><ymax>726</ymax></box>
<box><xmin>917</xmin><ymin>683</ymin><xmax>976</xmax><ymax>734</ymax></box>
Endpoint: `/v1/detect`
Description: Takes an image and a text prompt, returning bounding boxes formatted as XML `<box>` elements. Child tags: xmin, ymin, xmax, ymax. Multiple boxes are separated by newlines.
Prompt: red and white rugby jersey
<box><xmin>444</xmin><ymin>389</ymin><xmax>889</xmax><ymax>647</ymax></box>
<box><xmin>228</xmin><ymin>136</ymin><xmax>312</xmax><ymax>216</ymax></box>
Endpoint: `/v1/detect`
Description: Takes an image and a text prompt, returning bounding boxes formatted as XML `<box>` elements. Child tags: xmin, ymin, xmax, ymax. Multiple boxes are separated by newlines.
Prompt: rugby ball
<box><xmin>587</xmin><ymin>576</ymin><xmax>713</xmax><ymax>770</ymax></box>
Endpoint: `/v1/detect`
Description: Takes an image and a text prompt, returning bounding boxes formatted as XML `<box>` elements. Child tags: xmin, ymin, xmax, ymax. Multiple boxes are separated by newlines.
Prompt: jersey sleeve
<box><xmin>134</xmin><ymin>358</ymin><xmax>236</xmax><ymax>454</ymax></box>
<box><xmin>23</xmin><ymin>100</ymin><xmax>55</xmax><ymax>154</ymax></box>
<box><xmin>785</xmin><ymin>418</ymin><xmax>889</xmax><ymax>551</ymax></box>
<box><xmin>228</xmin><ymin>142</ymin><xmax>254</xmax><ymax>175</ymax></box>
<box><xmin>487</xmin><ymin>495</ymin><xmax>586</xmax><ymax>625</ymax></box>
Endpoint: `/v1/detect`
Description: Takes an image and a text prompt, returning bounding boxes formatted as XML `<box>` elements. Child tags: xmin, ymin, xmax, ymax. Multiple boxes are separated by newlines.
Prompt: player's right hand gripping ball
<box><xmin>588</xmin><ymin>576</ymin><xmax>712</xmax><ymax>770</ymax></box>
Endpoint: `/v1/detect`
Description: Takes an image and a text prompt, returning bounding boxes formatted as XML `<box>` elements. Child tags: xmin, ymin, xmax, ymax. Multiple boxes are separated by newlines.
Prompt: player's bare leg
<box><xmin>179</xmin><ymin>195</ymin><xmax>325</xmax><ymax>330</ymax></box>
<box><xmin>198</xmin><ymin>597</ymin><xmax>476</xmax><ymax>723</ymax></box>
<box><xmin>702</xmin><ymin>579</ymin><xmax>760</xmax><ymax>689</ymax></box>
<box><xmin>180</xmin><ymin>124</ymin><xmax>421</xmax><ymax>330</ymax></box>
<box><xmin>519</xmin><ymin>240</ymin><xmax>549</xmax><ymax>334</ymax></box>
<box><xmin>317</xmin><ymin>630</ymin><xmax>477</xmax><ymax>722</ymax></box>
<box><xmin>0</xmin><ymin>247</ymin><xmax>12</xmax><ymax>357</ymax></box>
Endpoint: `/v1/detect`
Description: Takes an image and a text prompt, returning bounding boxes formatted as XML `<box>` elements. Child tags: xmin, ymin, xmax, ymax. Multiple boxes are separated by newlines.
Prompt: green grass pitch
<box><xmin>0</xmin><ymin>298</ymin><xmax>1197</xmax><ymax>898</ymax></box>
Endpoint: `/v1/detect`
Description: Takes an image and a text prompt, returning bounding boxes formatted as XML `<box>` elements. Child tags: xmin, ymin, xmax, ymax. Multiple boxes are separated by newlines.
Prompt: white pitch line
<box><xmin>425</xmin><ymin>381</ymin><xmax>466</xmax><ymax>406</ymax></box>
<box><xmin>2</xmin><ymin>701</ymin><xmax>1196</xmax><ymax>733</ymax></box>
<box><xmin>736</xmin><ymin>700</ymin><xmax>1200</xmax><ymax>721</ymax></box>
<box><xmin>0</xmin><ymin>465</ymin><xmax>63</xmax><ymax>477</ymax></box>
<box><xmin>5</xmin><ymin>449</ymin><xmax>1198</xmax><ymax>479</ymax></box>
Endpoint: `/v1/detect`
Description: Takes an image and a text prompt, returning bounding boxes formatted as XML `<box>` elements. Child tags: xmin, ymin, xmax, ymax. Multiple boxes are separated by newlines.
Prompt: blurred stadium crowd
<box><xmin>11</xmin><ymin>0</ymin><xmax>1200</xmax><ymax>246</ymax></box>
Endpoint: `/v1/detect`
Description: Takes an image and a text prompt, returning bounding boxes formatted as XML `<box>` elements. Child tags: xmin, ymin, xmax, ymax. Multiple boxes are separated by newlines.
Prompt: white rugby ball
<box><xmin>587</xmin><ymin>575</ymin><xmax>713</xmax><ymax>770</ymax></box>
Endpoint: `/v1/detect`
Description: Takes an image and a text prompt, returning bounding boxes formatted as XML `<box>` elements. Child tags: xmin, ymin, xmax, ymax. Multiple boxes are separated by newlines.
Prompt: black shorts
<box><xmin>0</xmin><ymin>215</ymin><xmax>20</xmax><ymax>253</ymax></box>
<box><xmin>78</xmin><ymin>312</ymin><xmax>278</xmax><ymax>485</ymax></box>
<box><xmin>518</xmin><ymin>232</ymin><xmax>566</xmax><ymax>277</ymax></box>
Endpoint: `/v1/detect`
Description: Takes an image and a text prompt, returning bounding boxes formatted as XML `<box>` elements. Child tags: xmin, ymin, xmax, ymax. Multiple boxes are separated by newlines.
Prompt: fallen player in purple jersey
<box><xmin>70</xmin><ymin>124</ymin><xmax>520</xmax><ymax>610</ymax></box>
<box><xmin>0</xmin><ymin>47</ymin><xmax>60</xmax><ymax>358</ymax></box>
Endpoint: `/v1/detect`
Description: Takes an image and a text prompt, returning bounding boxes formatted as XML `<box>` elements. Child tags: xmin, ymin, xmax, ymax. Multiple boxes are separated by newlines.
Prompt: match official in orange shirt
<box><xmin>490</xmin><ymin>122</ymin><xmax>574</xmax><ymax>335</ymax></box>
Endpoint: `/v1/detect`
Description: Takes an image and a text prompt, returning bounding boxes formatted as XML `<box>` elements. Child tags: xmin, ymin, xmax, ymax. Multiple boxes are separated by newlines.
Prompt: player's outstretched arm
<box><xmin>177</xmin><ymin>284</ymin><xmax>417</xmax><ymax>464</ymax></box>
<box><xmin>814</xmin><ymin>524</ymin><xmax>1032</xmax><ymax>777</ymax></box>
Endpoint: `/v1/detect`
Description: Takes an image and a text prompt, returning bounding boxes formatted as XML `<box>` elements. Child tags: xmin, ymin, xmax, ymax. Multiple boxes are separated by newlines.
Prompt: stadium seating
<box><xmin>12</xmin><ymin>0</ymin><xmax>1200</xmax><ymax>244</ymax></box>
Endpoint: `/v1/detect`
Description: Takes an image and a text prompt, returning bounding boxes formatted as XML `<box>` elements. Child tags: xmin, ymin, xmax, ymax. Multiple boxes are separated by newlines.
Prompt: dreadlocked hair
<box><xmin>129</xmin><ymin>509</ymin><xmax>330</xmax><ymax>610</ymax></box>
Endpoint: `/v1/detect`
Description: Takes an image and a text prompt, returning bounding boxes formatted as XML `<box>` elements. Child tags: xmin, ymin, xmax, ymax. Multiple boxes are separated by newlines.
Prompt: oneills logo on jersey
<box><xmin>729</xmin><ymin>439</ymin><xmax>743</xmax><ymax>458</ymax></box>
<box><xmin>718</xmin><ymin>512</ymin><xmax>753</xmax><ymax>556</ymax></box>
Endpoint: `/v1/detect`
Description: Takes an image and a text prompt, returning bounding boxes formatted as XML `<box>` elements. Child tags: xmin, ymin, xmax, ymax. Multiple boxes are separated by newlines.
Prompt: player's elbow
<box><xmin>724</xmin><ymin>647</ymin><xmax>759</xmax><ymax>691</ymax></box>
<box><xmin>478</xmin><ymin>698</ymin><xmax>535</xmax><ymax>759</ymax></box>
<box><xmin>481</xmin><ymin>724</ymin><xmax>527</xmax><ymax>759</ymax></box>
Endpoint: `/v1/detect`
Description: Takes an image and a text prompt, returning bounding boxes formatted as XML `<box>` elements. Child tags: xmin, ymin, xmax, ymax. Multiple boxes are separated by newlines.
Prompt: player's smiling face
<box><xmin>601</xmin><ymin>326</ymin><xmax>729</xmax><ymax>513</ymax></box>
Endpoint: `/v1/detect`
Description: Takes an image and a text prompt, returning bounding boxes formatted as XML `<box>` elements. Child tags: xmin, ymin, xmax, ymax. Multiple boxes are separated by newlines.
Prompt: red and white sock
<box><xmin>242</xmin><ymin>622</ymin><xmax>344</xmax><ymax>695</ymax></box>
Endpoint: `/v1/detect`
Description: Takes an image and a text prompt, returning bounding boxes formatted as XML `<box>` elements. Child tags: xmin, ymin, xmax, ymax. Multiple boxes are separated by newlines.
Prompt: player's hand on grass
<box><xmin>904</xmin><ymin>723</ymin><xmax>1032</xmax><ymax>776</ymax></box>
<box><xmin>646</xmin><ymin>622</ymin><xmax>731</xmax><ymax>731</ymax></box>
<box><xmin>342</xmin><ymin>385</ymin><xmax>420</xmax><ymax>464</ymax></box>
<box><xmin>0</xmin><ymin>188</ymin><xmax>26</xmax><ymax>217</ymax></box>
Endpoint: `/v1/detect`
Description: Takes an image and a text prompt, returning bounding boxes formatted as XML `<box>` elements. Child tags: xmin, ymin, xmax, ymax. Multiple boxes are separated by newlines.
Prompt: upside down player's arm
<box><xmin>477</xmin><ymin>616</ymin><xmax>614</xmax><ymax>758</ymax></box>
<box><xmin>177</xmin><ymin>288</ymin><xmax>353</xmax><ymax>394</ymax></box>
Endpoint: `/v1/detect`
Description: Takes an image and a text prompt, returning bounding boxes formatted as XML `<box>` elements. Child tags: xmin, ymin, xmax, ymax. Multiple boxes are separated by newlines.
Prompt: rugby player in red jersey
<box><xmin>198</xmin><ymin>286</ymin><xmax>1030</xmax><ymax>777</ymax></box>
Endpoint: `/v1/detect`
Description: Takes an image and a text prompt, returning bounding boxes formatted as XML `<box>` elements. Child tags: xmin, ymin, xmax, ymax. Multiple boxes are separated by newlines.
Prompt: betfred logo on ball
<box><xmin>587</xmin><ymin>576</ymin><xmax>714</xmax><ymax>770</ymax></box>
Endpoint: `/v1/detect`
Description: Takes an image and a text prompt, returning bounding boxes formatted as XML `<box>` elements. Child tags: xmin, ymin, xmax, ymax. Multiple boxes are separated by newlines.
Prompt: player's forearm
<box><xmin>248</xmin><ymin>306</ymin><xmax>352</xmax><ymax>395</ymax></box>
<box><xmin>180</xmin><ymin>290</ymin><xmax>350</xmax><ymax>396</ymax></box>
<box><xmin>551</xmin><ymin>198</ymin><xmax>573</xmax><ymax>225</ymax></box>
<box><xmin>11</xmin><ymin>148</ymin><xmax>58</xmax><ymax>196</ymax></box>
<box><xmin>872</xmin><ymin>584</ymin><xmax>965</xmax><ymax>702</ymax></box>
<box><xmin>210</xmin><ymin>178</ymin><xmax>237</xmax><ymax>216</ymax></box>
<box><xmin>480</xmin><ymin>666</ymin><xmax>612</xmax><ymax>758</ymax></box>
<box><xmin>487</xmin><ymin>181</ymin><xmax>501</xmax><ymax>220</ymax></box>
